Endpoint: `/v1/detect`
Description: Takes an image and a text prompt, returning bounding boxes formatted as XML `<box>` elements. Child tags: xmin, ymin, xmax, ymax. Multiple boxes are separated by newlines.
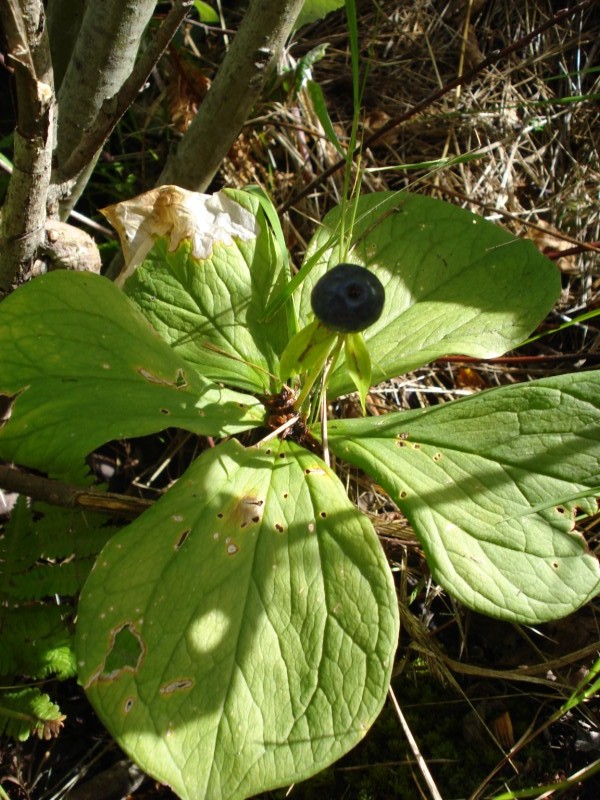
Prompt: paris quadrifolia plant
<box><xmin>0</xmin><ymin>184</ymin><xmax>599</xmax><ymax>799</ymax></box>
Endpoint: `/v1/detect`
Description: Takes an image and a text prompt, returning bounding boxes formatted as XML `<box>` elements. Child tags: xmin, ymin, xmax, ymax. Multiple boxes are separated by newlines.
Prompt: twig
<box><xmin>436</xmin><ymin>353</ymin><xmax>600</xmax><ymax>364</ymax></box>
<box><xmin>57</xmin><ymin>1</ymin><xmax>194</xmax><ymax>184</ymax></box>
<box><xmin>0</xmin><ymin>0</ymin><xmax>55</xmax><ymax>291</ymax></box>
<box><xmin>279</xmin><ymin>0</ymin><xmax>596</xmax><ymax>214</ymax></box>
<box><xmin>0</xmin><ymin>463</ymin><xmax>152</xmax><ymax>519</ymax></box>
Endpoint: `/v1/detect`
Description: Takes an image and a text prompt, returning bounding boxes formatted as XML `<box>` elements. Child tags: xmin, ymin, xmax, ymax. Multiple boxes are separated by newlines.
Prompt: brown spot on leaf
<box><xmin>159</xmin><ymin>678</ymin><xmax>194</xmax><ymax>695</ymax></box>
<box><xmin>226</xmin><ymin>495</ymin><xmax>265</xmax><ymax>529</ymax></box>
<box><xmin>123</xmin><ymin>697</ymin><xmax>135</xmax><ymax>714</ymax></box>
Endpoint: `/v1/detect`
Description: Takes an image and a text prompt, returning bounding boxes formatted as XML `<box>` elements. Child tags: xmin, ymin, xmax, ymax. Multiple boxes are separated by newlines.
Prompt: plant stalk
<box><xmin>0</xmin><ymin>0</ymin><xmax>55</xmax><ymax>292</ymax></box>
<box><xmin>50</xmin><ymin>0</ymin><xmax>158</xmax><ymax>217</ymax></box>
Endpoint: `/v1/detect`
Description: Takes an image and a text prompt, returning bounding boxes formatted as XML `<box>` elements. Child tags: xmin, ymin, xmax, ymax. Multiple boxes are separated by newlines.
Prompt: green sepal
<box><xmin>344</xmin><ymin>332</ymin><xmax>371</xmax><ymax>412</ymax></box>
<box><xmin>279</xmin><ymin>319</ymin><xmax>337</xmax><ymax>381</ymax></box>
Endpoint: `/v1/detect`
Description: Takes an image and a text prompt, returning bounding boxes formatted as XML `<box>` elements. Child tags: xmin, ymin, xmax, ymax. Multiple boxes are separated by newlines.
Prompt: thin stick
<box><xmin>388</xmin><ymin>686</ymin><xmax>444</xmax><ymax>800</ymax></box>
<box><xmin>0</xmin><ymin>463</ymin><xmax>151</xmax><ymax>518</ymax></box>
<box><xmin>257</xmin><ymin>414</ymin><xmax>300</xmax><ymax>445</ymax></box>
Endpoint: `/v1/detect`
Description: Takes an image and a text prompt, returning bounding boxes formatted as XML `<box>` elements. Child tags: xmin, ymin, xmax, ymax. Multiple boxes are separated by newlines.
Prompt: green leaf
<box><xmin>294</xmin><ymin>44</ymin><xmax>330</xmax><ymax>93</ymax></box>
<box><xmin>298</xmin><ymin>192</ymin><xmax>561</xmax><ymax>398</ymax></box>
<box><xmin>279</xmin><ymin>319</ymin><xmax>337</xmax><ymax>381</ymax></box>
<box><xmin>295</xmin><ymin>0</ymin><xmax>345</xmax><ymax>29</ymax></box>
<box><xmin>0</xmin><ymin>271</ymin><xmax>263</xmax><ymax>480</ymax></box>
<box><xmin>0</xmin><ymin>688</ymin><xmax>65</xmax><ymax>741</ymax></box>
<box><xmin>193</xmin><ymin>1</ymin><xmax>219</xmax><ymax>23</ymax></box>
<box><xmin>121</xmin><ymin>188</ymin><xmax>290</xmax><ymax>394</ymax></box>
<box><xmin>76</xmin><ymin>438</ymin><xmax>398</xmax><ymax>800</ymax></box>
<box><xmin>306</xmin><ymin>80</ymin><xmax>346</xmax><ymax>158</ymax></box>
<box><xmin>325</xmin><ymin>371</ymin><xmax>600</xmax><ymax>623</ymax></box>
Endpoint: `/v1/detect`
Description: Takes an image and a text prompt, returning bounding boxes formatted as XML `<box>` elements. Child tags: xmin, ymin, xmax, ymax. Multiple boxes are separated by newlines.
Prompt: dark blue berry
<box><xmin>311</xmin><ymin>264</ymin><xmax>385</xmax><ymax>333</ymax></box>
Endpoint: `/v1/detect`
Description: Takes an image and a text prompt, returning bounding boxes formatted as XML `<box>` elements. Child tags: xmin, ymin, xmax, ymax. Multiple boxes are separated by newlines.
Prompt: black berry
<box><xmin>311</xmin><ymin>264</ymin><xmax>385</xmax><ymax>333</ymax></box>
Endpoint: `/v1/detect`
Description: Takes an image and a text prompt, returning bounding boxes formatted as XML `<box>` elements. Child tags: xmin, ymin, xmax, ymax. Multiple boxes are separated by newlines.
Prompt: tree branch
<box><xmin>57</xmin><ymin>0</ymin><xmax>193</xmax><ymax>185</ymax></box>
<box><xmin>50</xmin><ymin>0</ymin><xmax>158</xmax><ymax>217</ymax></box>
<box><xmin>0</xmin><ymin>0</ymin><xmax>55</xmax><ymax>292</ymax></box>
<box><xmin>0</xmin><ymin>463</ymin><xmax>152</xmax><ymax>519</ymax></box>
<box><xmin>158</xmin><ymin>0</ymin><xmax>305</xmax><ymax>192</ymax></box>
<box><xmin>46</xmin><ymin>0</ymin><xmax>85</xmax><ymax>92</ymax></box>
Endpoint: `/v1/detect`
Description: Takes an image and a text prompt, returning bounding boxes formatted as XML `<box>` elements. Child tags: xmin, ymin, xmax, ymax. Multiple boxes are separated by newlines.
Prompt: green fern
<box><xmin>0</xmin><ymin>497</ymin><xmax>119</xmax><ymax>740</ymax></box>
<box><xmin>0</xmin><ymin>605</ymin><xmax>76</xmax><ymax>679</ymax></box>
<box><xmin>0</xmin><ymin>687</ymin><xmax>66</xmax><ymax>741</ymax></box>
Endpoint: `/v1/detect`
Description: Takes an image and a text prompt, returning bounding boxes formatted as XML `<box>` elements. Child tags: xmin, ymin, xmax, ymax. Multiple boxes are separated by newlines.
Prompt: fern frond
<box><xmin>35</xmin><ymin>503</ymin><xmax>117</xmax><ymax>560</ymax></box>
<box><xmin>0</xmin><ymin>687</ymin><xmax>65</xmax><ymax>741</ymax></box>
<box><xmin>0</xmin><ymin>606</ymin><xmax>76</xmax><ymax>680</ymax></box>
<box><xmin>5</xmin><ymin>556</ymin><xmax>97</xmax><ymax>600</ymax></box>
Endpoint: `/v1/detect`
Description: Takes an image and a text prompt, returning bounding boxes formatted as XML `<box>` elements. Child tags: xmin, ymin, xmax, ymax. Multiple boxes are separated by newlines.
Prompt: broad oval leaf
<box><xmin>118</xmin><ymin>188</ymin><xmax>291</xmax><ymax>394</ymax></box>
<box><xmin>0</xmin><ymin>272</ymin><xmax>263</xmax><ymax>479</ymax></box>
<box><xmin>299</xmin><ymin>192</ymin><xmax>560</xmax><ymax>398</ymax></box>
<box><xmin>76</xmin><ymin>438</ymin><xmax>399</xmax><ymax>800</ymax></box>
<box><xmin>325</xmin><ymin>371</ymin><xmax>600</xmax><ymax>623</ymax></box>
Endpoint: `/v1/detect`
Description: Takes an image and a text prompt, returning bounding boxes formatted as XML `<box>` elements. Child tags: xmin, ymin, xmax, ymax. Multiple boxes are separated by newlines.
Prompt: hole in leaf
<box><xmin>175</xmin><ymin>528</ymin><xmax>191</xmax><ymax>549</ymax></box>
<box><xmin>160</xmin><ymin>408</ymin><xmax>171</xmax><ymax>415</ymax></box>
<box><xmin>102</xmin><ymin>624</ymin><xmax>145</xmax><ymax>680</ymax></box>
<box><xmin>274</xmin><ymin>523</ymin><xmax>284</xmax><ymax>533</ymax></box>
<box><xmin>0</xmin><ymin>393</ymin><xmax>16</xmax><ymax>428</ymax></box>
<box><xmin>320</xmin><ymin>511</ymin><xmax>327</xmax><ymax>518</ymax></box>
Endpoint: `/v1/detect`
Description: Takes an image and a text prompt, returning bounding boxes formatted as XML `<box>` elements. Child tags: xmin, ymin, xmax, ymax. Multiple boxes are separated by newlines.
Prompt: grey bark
<box><xmin>57</xmin><ymin>1</ymin><xmax>193</xmax><ymax>186</ymax></box>
<box><xmin>46</xmin><ymin>0</ymin><xmax>85</xmax><ymax>92</ymax></box>
<box><xmin>0</xmin><ymin>0</ymin><xmax>55</xmax><ymax>292</ymax></box>
<box><xmin>158</xmin><ymin>0</ymin><xmax>305</xmax><ymax>192</ymax></box>
<box><xmin>51</xmin><ymin>0</ymin><xmax>158</xmax><ymax>216</ymax></box>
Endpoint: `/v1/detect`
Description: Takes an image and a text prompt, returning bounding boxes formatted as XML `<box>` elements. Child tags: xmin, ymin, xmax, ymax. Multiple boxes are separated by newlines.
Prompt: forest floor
<box><xmin>2</xmin><ymin>1</ymin><xmax>600</xmax><ymax>798</ymax></box>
